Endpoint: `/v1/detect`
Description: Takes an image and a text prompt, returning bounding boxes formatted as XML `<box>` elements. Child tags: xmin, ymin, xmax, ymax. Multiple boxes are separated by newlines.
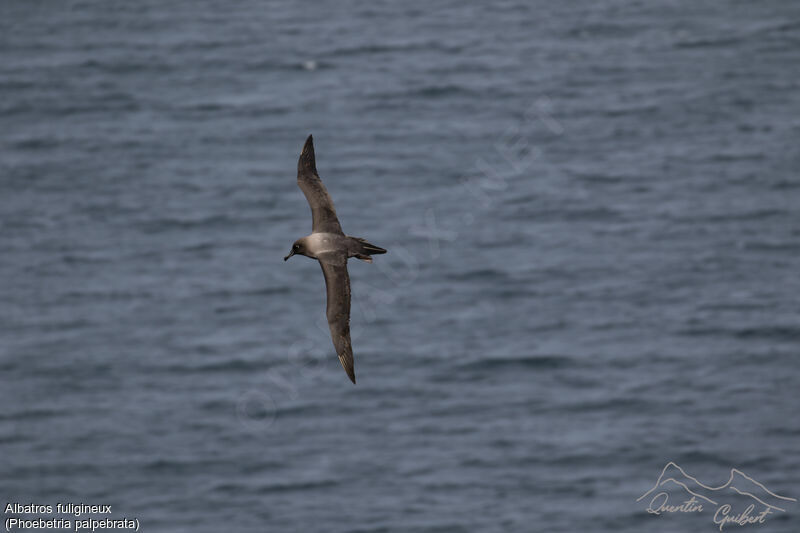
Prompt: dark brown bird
<box><xmin>284</xmin><ymin>135</ymin><xmax>387</xmax><ymax>384</ymax></box>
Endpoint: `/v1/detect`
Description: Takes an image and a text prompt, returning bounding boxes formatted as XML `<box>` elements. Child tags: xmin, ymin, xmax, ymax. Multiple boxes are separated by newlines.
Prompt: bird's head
<box><xmin>284</xmin><ymin>238</ymin><xmax>307</xmax><ymax>261</ymax></box>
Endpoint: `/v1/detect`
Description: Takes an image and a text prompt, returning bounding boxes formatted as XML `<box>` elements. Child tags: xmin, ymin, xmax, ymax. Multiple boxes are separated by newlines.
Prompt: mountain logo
<box><xmin>637</xmin><ymin>462</ymin><xmax>796</xmax><ymax>530</ymax></box>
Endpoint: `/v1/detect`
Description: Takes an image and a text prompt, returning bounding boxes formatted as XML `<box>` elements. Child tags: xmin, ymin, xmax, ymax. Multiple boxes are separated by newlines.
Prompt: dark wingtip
<box><xmin>345</xmin><ymin>362</ymin><xmax>356</xmax><ymax>384</ymax></box>
<box><xmin>298</xmin><ymin>134</ymin><xmax>316</xmax><ymax>174</ymax></box>
<box><xmin>338</xmin><ymin>353</ymin><xmax>356</xmax><ymax>384</ymax></box>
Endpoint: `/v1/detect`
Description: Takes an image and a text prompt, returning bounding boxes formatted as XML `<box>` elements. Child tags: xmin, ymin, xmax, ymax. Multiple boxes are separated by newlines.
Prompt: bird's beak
<box><xmin>284</xmin><ymin>250</ymin><xmax>295</xmax><ymax>261</ymax></box>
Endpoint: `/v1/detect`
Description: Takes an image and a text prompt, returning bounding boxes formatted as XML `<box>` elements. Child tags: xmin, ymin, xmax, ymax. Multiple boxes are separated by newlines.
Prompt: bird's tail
<box><xmin>353</xmin><ymin>238</ymin><xmax>387</xmax><ymax>255</ymax></box>
<box><xmin>347</xmin><ymin>237</ymin><xmax>387</xmax><ymax>263</ymax></box>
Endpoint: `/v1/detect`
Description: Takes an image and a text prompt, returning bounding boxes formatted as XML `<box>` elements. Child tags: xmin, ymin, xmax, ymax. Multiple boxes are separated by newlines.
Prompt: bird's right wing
<box><xmin>318</xmin><ymin>251</ymin><xmax>355</xmax><ymax>383</ymax></box>
<box><xmin>297</xmin><ymin>135</ymin><xmax>344</xmax><ymax>235</ymax></box>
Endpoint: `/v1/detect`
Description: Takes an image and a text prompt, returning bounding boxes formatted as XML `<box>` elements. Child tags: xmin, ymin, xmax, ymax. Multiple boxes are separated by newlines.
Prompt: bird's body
<box><xmin>296</xmin><ymin>232</ymin><xmax>381</xmax><ymax>262</ymax></box>
<box><xmin>284</xmin><ymin>135</ymin><xmax>386</xmax><ymax>384</ymax></box>
<box><xmin>300</xmin><ymin>232</ymin><xmax>343</xmax><ymax>257</ymax></box>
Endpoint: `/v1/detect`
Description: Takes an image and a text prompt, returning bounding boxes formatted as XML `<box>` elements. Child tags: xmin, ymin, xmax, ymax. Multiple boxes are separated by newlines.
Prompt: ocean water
<box><xmin>1</xmin><ymin>1</ymin><xmax>799</xmax><ymax>532</ymax></box>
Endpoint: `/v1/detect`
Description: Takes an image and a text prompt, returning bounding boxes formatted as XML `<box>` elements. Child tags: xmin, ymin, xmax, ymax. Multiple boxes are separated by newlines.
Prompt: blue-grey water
<box><xmin>2</xmin><ymin>1</ymin><xmax>799</xmax><ymax>532</ymax></box>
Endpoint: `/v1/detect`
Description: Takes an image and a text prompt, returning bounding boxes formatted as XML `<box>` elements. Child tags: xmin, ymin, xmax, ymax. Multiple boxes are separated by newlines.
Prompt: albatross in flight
<box><xmin>284</xmin><ymin>135</ymin><xmax>386</xmax><ymax>384</ymax></box>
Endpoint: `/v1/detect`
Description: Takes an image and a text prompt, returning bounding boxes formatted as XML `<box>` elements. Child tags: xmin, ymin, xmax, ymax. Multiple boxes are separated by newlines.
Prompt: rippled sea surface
<box><xmin>2</xmin><ymin>1</ymin><xmax>799</xmax><ymax>532</ymax></box>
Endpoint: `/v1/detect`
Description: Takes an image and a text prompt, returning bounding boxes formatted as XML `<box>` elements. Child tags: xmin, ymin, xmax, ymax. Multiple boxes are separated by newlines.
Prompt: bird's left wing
<box><xmin>317</xmin><ymin>251</ymin><xmax>355</xmax><ymax>383</ymax></box>
<box><xmin>297</xmin><ymin>135</ymin><xmax>344</xmax><ymax>235</ymax></box>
